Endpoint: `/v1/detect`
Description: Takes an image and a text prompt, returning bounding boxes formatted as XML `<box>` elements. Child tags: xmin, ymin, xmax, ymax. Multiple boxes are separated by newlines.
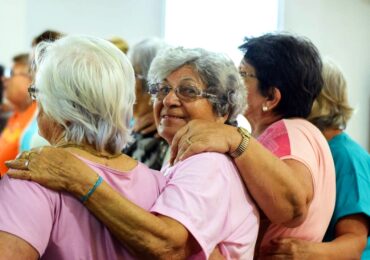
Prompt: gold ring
<box><xmin>24</xmin><ymin>160</ymin><xmax>30</xmax><ymax>169</ymax></box>
<box><xmin>186</xmin><ymin>138</ymin><xmax>192</xmax><ymax>145</ymax></box>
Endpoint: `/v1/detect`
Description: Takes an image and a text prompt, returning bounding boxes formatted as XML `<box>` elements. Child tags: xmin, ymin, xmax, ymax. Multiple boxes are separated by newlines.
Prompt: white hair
<box><xmin>33</xmin><ymin>35</ymin><xmax>135</xmax><ymax>153</ymax></box>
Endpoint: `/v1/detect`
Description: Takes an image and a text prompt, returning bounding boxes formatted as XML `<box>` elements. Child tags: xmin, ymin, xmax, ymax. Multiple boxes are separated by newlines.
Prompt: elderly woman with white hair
<box><xmin>0</xmin><ymin>35</ymin><xmax>166</xmax><ymax>259</ymax></box>
<box><xmin>3</xmin><ymin>43</ymin><xmax>259</xmax><ymax>259</ymax></box>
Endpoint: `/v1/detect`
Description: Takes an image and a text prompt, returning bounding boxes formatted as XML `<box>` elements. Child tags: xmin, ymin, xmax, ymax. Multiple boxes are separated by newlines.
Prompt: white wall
<box><xmin>282</xmin><ymin>0</ymin><xmax>370</xmax><ymax>151</ymax></box>
<box><xmin>0</xmin><ymin>0</ymin><xmax>165</xmax><ymax>67</ymax></box>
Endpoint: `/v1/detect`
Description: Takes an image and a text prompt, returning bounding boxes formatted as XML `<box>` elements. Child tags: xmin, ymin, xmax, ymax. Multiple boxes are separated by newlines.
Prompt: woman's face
<box><xmin>239</xmin><ymin>60</ymin><xmax>266</xmax><ymax>125</ymax></box>
<box><xmin>153</xmin><ymin>65</ymin><xmax>225</xmax><ymax>144</ymax></box>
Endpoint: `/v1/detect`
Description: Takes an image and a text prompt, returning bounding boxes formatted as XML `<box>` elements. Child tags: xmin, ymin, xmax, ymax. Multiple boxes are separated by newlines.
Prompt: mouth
<box><xmin>161</xmin><ymin>114</ymin><xmax>185</xmax><ymax>120</ymax></box>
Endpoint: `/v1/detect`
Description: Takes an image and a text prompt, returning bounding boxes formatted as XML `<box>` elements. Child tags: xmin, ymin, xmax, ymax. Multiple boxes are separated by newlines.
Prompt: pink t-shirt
<box><xmin>151</xmin><ymin>152</ymin><xmax>259</xmax><ymax>260</ymax></box>
<box><xmin>0</xmin><ymin>158</ymin><xmax>166</xmax><ymax>260</ymax></box>
<box><xmin>257</xmin><ymin>119</ymin><xmax>336</xmax><ymax>246</ymax></box>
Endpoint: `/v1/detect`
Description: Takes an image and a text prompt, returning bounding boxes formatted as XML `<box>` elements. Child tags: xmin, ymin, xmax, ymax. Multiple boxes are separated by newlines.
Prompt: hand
<box><xmin>5</xmin><ymin>146</ymin><xmax>94</xmax><ymax>194</ymax></box>
<box><xmin>133</xmin><ymin>111</ymin><xmax>157</xmax><ymax>135</ymax></box>
<box><xmin>259</xmin><ymin>238</ymin><xmax>316</xmax><ymax>260</ymax></box>
<box><xmin>170</xmin><ymin>119</ymin><xmax>239</xmax><ymax>165</ymax></box>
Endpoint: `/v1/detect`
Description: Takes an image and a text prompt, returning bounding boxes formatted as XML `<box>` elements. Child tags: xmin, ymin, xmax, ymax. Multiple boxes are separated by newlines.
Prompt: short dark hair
<box><xmin>13</xmin><ymin>53</ymin><xmax>29</xmax><ymax>64</ymax></box>
<box><xmin>239</xmin><ymin>33</ymin><xmax>323</xmax><ymax>118</ymax></box>
<box><xmin>32</xmin><ymin>30</ymin><xmax>63</xmax><ymax>46</ymax></box>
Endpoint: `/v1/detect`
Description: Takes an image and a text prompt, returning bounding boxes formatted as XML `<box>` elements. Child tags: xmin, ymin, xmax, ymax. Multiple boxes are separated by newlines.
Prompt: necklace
<box><xmin>55</xmin><ymin>142</ymin><xmax>122</xmax><ymax>159</ymax></box>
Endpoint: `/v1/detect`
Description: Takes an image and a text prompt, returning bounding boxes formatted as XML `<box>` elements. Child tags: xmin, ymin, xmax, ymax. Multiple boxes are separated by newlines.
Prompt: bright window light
<box><xmin>164</xmin><ymin>0</ymin><xmax>280</xmax><ymax>64</ymax></box>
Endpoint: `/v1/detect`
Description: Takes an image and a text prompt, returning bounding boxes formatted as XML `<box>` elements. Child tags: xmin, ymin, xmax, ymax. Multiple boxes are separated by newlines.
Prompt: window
<box><xmin>164</xmin><ymin>0</ymin><xmax>281</xmax><ymax>63</ymax></box>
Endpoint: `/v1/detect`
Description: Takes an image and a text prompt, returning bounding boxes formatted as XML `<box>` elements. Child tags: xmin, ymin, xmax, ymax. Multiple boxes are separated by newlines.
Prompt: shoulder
<box><xmin>164</xmin><ymin>152</ymin><xmax>237</xmax><ymax>181</ymax></box>
<box><xmin>0</xmin><ymin>175</ymin><xmax>57</xmax><ymax>203</ymax></box>
<box><xmin>177</xmin><ymin>152</ymin><xmax>234</xmax><ymax>170</ymax></box>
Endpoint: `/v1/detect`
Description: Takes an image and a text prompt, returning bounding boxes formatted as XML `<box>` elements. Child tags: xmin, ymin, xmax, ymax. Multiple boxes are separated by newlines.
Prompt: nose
<box><xmin>162</xmin><ymin>89</ymin><xmax>181</xmax><ymax>107</ymax></box>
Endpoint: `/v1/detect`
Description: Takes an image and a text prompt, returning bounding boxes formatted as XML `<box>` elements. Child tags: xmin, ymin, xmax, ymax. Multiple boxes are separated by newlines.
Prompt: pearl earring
<box><xmin>262</xmin><ymin>105</ymin><xmax>268</xmax><ymax>112</ymax></box>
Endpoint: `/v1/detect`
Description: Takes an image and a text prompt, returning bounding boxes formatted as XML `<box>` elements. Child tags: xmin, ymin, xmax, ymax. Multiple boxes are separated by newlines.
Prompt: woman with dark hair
<box><xmin>261</xmin><ymin>60</ymin><xmax>370</xmax><ymax>259</ymax></box>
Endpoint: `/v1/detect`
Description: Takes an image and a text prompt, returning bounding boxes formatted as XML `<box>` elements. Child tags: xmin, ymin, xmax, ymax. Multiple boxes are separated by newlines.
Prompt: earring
<box><xmin>262</xmin><ymin>105</ymin><xmax>268</xmax><ymax>112</ymax></box>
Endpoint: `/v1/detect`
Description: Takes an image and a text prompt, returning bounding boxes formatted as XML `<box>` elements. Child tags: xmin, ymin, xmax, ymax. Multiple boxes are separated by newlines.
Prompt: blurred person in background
<box><xmin>261</xmin><ymin>60</ymin><xmax>370</xmax><ymax>260</ymax></box>
<box><xmin>109</xmin><ymin>36</ymin><xmax>129</xmax><ymax>54</ymax></box>
<box><xmin>0</xmin><ymin>53</ymin><xmax>35</xmax><ymax>175</ymax></box>
<box><xmin>123</xmin><ymin>38</ymin><xmax>170</xmax><ymax>170</ymax></box>
<box><xmin>19</xmin><ymin>29</ymin><xmax>64</xmax><ymax>152</ymax></box>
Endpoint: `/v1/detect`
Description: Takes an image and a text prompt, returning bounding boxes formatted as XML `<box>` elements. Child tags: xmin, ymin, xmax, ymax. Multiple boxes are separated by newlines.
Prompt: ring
<box><xmin>186</xmin><ymin>138</ymin><xmax>192</xmax><ymax>145</ymax></box>
<box><xmin>24</xmin><ymin>160</ymin><xmax>30</xmax><ymax>169</ymax></box>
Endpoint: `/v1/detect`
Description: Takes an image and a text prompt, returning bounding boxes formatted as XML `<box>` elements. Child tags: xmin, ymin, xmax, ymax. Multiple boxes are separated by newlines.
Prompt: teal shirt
<box><xmin>323</xmin><ymin>132</ymin><xmax>370</xmax><ymax>259</ymax></box>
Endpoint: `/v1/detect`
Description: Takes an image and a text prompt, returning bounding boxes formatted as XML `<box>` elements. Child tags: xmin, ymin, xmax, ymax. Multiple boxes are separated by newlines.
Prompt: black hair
<box><xmin>239</xmin><ymin>33</ymin><xmax>323</xmax><ymax>118</ymax></box>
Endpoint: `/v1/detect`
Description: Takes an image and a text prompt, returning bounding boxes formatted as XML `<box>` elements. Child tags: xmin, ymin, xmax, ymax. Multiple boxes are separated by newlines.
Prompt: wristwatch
<box><xmin>229</xmin><ymin>127</ymin><xmax>251</xmax><ymax>158</ymax></box>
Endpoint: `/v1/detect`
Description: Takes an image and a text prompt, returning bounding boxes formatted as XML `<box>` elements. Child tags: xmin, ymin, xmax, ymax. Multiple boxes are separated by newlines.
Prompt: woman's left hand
<box><xmin>259</xmin><ymin>238</ymin><xmax>316</xmax><ymax>260</ymax></box>
<box><xmin>5</xmin><ymin>146</ymin><xmax>93</xmax><ymax>194</ymax></box>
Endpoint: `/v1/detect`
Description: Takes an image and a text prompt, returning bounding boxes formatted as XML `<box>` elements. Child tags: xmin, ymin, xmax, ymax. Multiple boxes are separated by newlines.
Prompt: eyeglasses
<box><xmin>149</xmin><ymin>83</ymin><xmax>217</xmax><ymax>102</ymax></box>
<box><xmin>28</xmin><ymin>84</ymin><xmax>38</xmax><ymax>100</ymax></box>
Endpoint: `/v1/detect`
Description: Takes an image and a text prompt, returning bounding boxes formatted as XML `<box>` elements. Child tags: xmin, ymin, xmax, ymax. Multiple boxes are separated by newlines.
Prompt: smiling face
<box><xmin>153</xmin><ymin>65</ymin><xmax>225</xmax><ymax>144</ymax></box>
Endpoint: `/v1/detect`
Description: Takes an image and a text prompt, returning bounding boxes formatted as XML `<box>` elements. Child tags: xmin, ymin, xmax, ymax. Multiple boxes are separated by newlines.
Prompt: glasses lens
<box><xmin>177</xmin><ymin>85</ymin><xmax>201</xmax><ymax>101</ymax></box>
<box><xmin>28</xmin><ymin>85</ymin><xmax>37</xmax><ymax>100</ymax></box>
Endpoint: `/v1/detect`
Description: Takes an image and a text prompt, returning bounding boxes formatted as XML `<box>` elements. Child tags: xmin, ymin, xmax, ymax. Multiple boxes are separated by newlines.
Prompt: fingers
<box><xmin>5</xmin><ymin>159</ymin><xmax>30</xmax><ymax>170</ymax></box>
<box><xmin>176</xmin><ymin>142</ymin><xmax>204</xmax><ymax>163</ymax></box>
<box><xmin>140</xmin><ymin>123</ymin><xmax>157</xmax><ymax>135</ymax></box>
<box><xmin>7</xmin><ymin>169</ymin><xmax>32</xmax><ymax>181</ymax></box>
<box><xmin>170</xmin><ymin>125</ymin><xmax>189</xmax><ymax>165</ymax></box>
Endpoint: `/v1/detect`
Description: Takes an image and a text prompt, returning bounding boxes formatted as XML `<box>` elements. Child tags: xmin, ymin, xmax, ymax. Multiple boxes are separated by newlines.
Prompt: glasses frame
<box><xmin>28</xmin><ymin>84</ymin><xmax>38</xmax><ymax>101</ymax></box>
<box><xmin>149</xmin><ymin>83</ymin><xmax>218</xmax><ymax>102</ymax></box>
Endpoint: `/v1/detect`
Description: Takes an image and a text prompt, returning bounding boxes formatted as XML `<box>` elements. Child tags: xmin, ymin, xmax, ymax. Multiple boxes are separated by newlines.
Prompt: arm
<box><xmin>6</xmin><ymin>147</ymin><xmax>198</xmax><ymax>259</ymax></box>
<box><xmin>0</xmin><ymin>232</ymin><xmax>39</xmax><ymax>260</ymax></box>
<box><xmin>259</xmin><ymin>214</ymin><xmax>369</xmax><ymax>260</ymax></box>
<box><xmin>170</xmin><ymin>119</ymin><xmax>313</xmax><ymax>227</ymax></box>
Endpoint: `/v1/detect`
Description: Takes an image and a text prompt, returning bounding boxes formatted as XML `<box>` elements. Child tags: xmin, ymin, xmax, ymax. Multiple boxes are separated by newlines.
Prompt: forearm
<box><xmin>308</xmin><ymin>234</ymin><xmax>367</xmax><ymax>260</ymax></box>
<box><xmin>232</xmin><ymin>135</ymin><xmax>309</xmax><ymax>226</ymax></box>
<box><xmin>69</xmin><ymin>174</ymin><xmax>190</xmax><ymax>259</ymax></box>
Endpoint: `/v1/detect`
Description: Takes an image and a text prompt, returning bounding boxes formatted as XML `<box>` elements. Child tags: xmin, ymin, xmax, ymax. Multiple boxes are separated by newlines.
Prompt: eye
<box><xmin>158</xmin><ymin>84</ymin><xmax>171</xmax><ymax>95</ymax></box>
<box><xmin>178</xmin><ymin>85</ymin><xmax>200</xmax><ymax>98</ymax></box>
<box><xmin>239</xmin><ymin>71</ymin><xmax>247</xmax><ymax>78</ymax></box>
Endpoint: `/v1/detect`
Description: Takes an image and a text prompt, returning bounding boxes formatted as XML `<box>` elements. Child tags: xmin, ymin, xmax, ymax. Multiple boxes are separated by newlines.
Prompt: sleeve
<box><xmin>150</xmin><ymin>153</ymin><xmax>231</xmax><ymax>260</ymax></box>
<box><xmin>331</xmin><ymin>148</ymin><xmax>370</xmax><ymax>225</ymax></box>
<box><xmin>0</xmin><ymin>175</ymin><xmax>56</xmax><ymax>256</ymax></box>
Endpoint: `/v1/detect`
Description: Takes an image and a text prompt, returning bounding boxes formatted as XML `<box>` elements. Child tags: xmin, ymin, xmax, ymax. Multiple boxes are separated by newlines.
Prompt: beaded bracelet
<box><xmin>80</xmin><ymin>175</ymin><xmax>103</xmax><ymax>203</ymax></box>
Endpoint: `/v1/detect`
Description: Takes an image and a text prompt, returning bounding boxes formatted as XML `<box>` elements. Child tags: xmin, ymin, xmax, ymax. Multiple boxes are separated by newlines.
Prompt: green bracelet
<box><xmin>80</xmin><ymin>175</ymin><xmax>103</xmax><ymax>203</ymax></box>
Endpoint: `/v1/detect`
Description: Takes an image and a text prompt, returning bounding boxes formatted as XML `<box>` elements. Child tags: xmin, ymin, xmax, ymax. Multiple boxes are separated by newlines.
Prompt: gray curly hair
<box><xmin>148</xmin><ymin>47</ymin><xmax>247</xmax><ymax>126</ymax></box>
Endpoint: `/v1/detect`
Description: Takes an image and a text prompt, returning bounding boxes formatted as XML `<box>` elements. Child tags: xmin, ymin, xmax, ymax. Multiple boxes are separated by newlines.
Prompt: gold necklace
<box><xmin>55</xmin><ymin>143</ymin><xmax>122</xmax><ymax>159</ymax></box>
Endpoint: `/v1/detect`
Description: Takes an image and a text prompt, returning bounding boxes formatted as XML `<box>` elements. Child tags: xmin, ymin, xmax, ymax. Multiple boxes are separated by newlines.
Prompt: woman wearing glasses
<box><xmin>1</xmin><ymin>40</ymin><xmax>258</xmax><ymax>259</ymax></box>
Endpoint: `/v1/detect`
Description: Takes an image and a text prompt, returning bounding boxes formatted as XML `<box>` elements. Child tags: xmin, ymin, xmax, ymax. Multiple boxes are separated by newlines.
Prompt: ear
<box><xmin>263</xmin><ymin>87</ymin><xmax>281</xmax><ymax>111</ymax></box>
<box><xmin>216</xmin><ymin>113</ymin><xmax>229</xmax><ymax>124</ymax></box>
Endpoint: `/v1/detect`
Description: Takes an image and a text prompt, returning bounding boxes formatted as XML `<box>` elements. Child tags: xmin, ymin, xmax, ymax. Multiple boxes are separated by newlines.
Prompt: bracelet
<box><xmin>229</xmin><ymin>127</ymin><xmax>251</xmax><ymax>158</ymax></box>
<box><xmin>80</xmin><ymin>175</ymin><xmax>103</xmax><ymax>203</ymax></box>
